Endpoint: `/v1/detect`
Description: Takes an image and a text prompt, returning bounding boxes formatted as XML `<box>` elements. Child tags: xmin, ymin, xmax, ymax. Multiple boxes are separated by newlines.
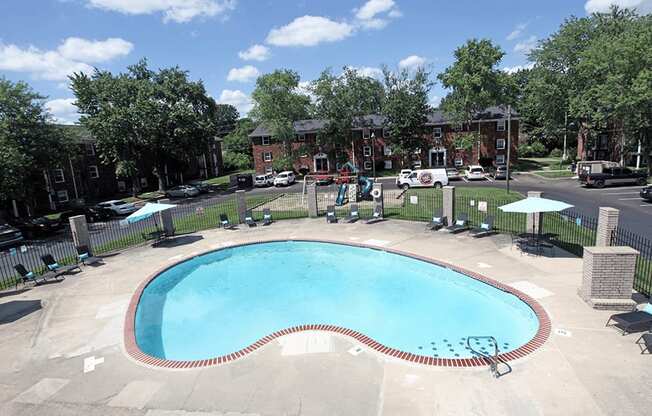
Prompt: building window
<box><xmin>363</xmin><ymin>129</ymin><xmax>370</xmax><ymax>139</ymax></box>
<box><xmin>53</xmin><ymin>169</ymin><xmax>65</xmax><ymax>183</ymax></box>
<box><xmin>433</xmin><ymin>127</ymin><xmax>442</xmax><ymax>139</ymax></box>
<box><xmin>296</xmin><ymin>134</ymin><xmax>305</xmax><ymax>142</ymax></box>
<box><xmin>263</xmin><ymin>152</ymin><xmax>272</xmax><ymax>162</ymax></box>
<box><xmin>496</xmin><ymin>154</ymin><xmax>506</xmax><ymax>164</ymax></box>
<box><xmin>497</xmin><ymin>120</ymin><xmax>506</xmax><ymax>131</ymax></box>
<box><xmin>314</xmin><ymin>153</ymin><xmax>329</xmax><ymax>172</ymax></box>
<box><xmin>89</xmin><ymin>165</ymin><xmax>99</xmax><ymax>179</ymax></box>
<box><xmin>262</xmin><ymin>136</ymin><xmax>271</xmax><ymax>146</ymax></box>
<box><xmin>140</xmin><ymin>177</ymin><xmax>148</xmax><ymax>188</ymax></box>
<box><xmin>265</xmin><ymin>166</ymin><xmax>273</xmax><ymax>174</ymax></box>
<box><xmin>383</xmin><ymin>128</ymin><xmax>390</xmax><ymax>137</ymax></box>
<box><xmin>56</xmin><ymin>190</ymin><xmax>69</xmax><ymax>203</ymax></box>
<box><xmin>117</xmin><ymin>181</ymin><xmax>126</xmax><ymax>192</ymax></box>
<box><xmin>363</xmin><ymin>145</ymin><xmax>372</xmax><ymax>157</ymax></box>
<box><xmin>496</xmin><ymin>138</ymin><xmax>506</xmax><ymax>150</ymax></box>
<box><xmin>383</xmin><ymin>146</ymin><xmax>392</xmax><ymax>156</ymax></box>
<box><xmin>454</xmin><ymin>158</ymin><xmax>464</xmax><ymax>167</ymax></box>
<box><xmin>86</xmin><ymin>143</ymin><xmax>95</xmax><ymax>156</ymax></box>
<box><xmin>363</xmin><ymin>161</ymin><xmax>372</xmax><ymax>170</ymax></box>
<box><xmin>598</xmin><ymin>134</ymin><xmax>609</xmax><ymax>150</ymax></box>
<box><xmin>384</xmin><ymin>160</ymin><xmax>392</xmax><ymax>169</ymax></box>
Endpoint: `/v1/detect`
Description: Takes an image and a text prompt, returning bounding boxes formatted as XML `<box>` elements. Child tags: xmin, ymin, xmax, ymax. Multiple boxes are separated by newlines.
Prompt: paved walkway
<box><xmin>0</xmin><ymin>218</ymin><xmax>649</xmax><ymax>415</ymax></box>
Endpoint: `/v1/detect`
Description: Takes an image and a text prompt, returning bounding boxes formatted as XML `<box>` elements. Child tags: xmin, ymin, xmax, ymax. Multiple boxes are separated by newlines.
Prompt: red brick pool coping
<box><xmin>124</xmin><ymin>239</ymin><xmax>551</xmax><ymax>369</ymax></box>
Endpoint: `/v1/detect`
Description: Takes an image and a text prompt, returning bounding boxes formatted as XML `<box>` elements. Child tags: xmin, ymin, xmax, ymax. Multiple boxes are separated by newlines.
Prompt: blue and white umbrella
<box><xmin>126</xmin><ymin>202</ymin><xmax>176</xmax><ymax>224</ymax></box>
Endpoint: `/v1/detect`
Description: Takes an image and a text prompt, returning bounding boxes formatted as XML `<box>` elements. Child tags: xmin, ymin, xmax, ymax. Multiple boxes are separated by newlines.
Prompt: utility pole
<box><xmin>371</xmin><ymin>131</ymin><xmax>376</xmax><ymax>179</ymax></box>
<box><xmin>562</xmin><ymin>111</ymin><xmax>568</xmax><ymax>169</ymax></box>
<box><xmin>506</xmin><ymin>105</ymin><xmax>512</xmax><ymax>193</ymax></box>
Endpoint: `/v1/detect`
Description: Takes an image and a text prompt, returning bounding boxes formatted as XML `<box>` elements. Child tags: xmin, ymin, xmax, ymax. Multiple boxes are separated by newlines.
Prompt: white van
<box><xmin>396</xmin><ymin>169</ymin><xmax>449</xmax><ymax>190</ymax></box>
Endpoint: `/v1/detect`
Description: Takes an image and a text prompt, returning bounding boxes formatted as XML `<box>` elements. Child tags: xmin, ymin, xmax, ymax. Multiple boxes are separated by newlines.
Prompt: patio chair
<box><xmin>244</xmin><ymin>210</ymin><xmax>257</xmax><ymax>227</ymax></box>
<box><xmin>262</xmin><ymin>208</ymin><xmax>273</xmax><ymax>226</ymax></box>
<box><xmin>469</xmin><ymin>216</ymin><xmax>495</xmax><ymax>238</ymax></box>
<box><xmin>446</xmin><ymin>213</ymin><xmax>469</xmax><ymax>234</ymax></box>
<box><xmin>366</xmin><ymin>205</ymin><xmax>384</xmax><ymax>224</ymax></box>
<box><xmin>606</xmin><ymin>303</ymin><xmax>652</xmax><ymax>335</ymax></box>
<box><xmin>326</xmin><ymin>205</ymin><xmax>338</xmax><ymax>224</ymax></box>
<box><xmin>426</xmin><ymin>209</ymin><xmax>446</xmax><ymax>231</ymax></box>
<box><xmin>40</xmin><ymin>254</ymin><xmax>81</xmax><ymax>277</ymax></box>
<box><xmin>635</xmin><ymin>328</ymin><xmax>652</xmax><ymax>354</ymax></box>
<box><xmin>76</xmin><ymin>245</ymin><xmax>103</xmax><ymax>265</ymax></box>
<box><xmin>13</xmin><ymin>264</ymin><xmax>56</xmax><ymax>287</ymax></box>
<box><xmin>219</xmin><ymin>214</ymin><xmax>236</xmax><ymax>230</ymax></box>
<box><xmin>344</xmin><ymin>204</ymin><xmax>360</xmax><ymax>223</ymax></box>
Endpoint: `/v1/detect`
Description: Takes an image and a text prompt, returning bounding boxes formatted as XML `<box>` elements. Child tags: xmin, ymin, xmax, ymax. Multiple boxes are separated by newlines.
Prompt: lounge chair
<box><xmin>606</xmin><ymin>304</ymin><xmax>652</xmax><ymax>335</ymax></box>
<box><xmin>635</xmin><ymin>329</ymin><xmax>652</xmax><ymax>354</ymax></box>
<box><xmin>469</xmin><ymin>216</ymin><xmax>495</xmax><ymax>238</ymax></box>
<box><xmin>366</xmin><ymin>205</ymin><xmax>384</xmax><ymax>224</ymax></box>
<box><xmin>262</xmin><ymin>208</ymin><xmax>273</xmax><ymax>226</ymax></box>
<box><xmin>344</xmin><ymin>204</ymin><xmax>360</xmax><ymax>223</ymax></box>
<box><xmin>220</xmin><ymin>214</ymin><xmax>236</xmax><ymax>230</ymax></box>
<box><xmin>40</xmin><ymin>254</ymin><xmax>81</xmax><ymax>277</ymax></box>
<box><xmin>244</xmin><ymin>210</ymin><xmax>257</xmax><ymax>227</ymax></box>
<box><xmin>76</xmin><ymin>245</ymin><xmax>102</xmax><ymax>265</ymax></box>
<box><xmin>13</xmin><ymin>264</ymin><xmax>55</xmax><ymax>287</ymax></box>
<box><xmin>326</xmin><ymin>205</ymin><xmax>338</xmax><ymax>223</ymax></box>
<box><xmin>426</xmin><ymin>210</ymin><xmax>446</xmax><ymax>231</ymax></box>
<box><xmin>446</xmin><ymin>213</ymin><xmax>469</xmax><ymax>234</ymax></box>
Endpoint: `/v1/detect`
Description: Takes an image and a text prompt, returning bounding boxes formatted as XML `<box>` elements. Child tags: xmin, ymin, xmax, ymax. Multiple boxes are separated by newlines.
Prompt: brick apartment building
<box><xmin>250</xmin><ymin>107</ymin><xmax>519</xmax><ymax>175</ymax></box>
<box><xmin>577</xmin><ymin>124</ymin><xmax>649</xmax><ymax>168</ymax></box>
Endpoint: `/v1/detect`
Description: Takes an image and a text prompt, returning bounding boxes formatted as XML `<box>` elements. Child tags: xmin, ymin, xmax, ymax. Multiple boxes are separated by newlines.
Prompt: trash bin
<box><xmin>236</xmin><ymin>174</ymin><xmax>253</xmax><ymax>189</ymax></box>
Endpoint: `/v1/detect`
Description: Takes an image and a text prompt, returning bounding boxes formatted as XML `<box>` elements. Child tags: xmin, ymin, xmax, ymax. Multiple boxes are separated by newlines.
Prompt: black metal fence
<box><xmin>611</xmin><ymin>227</ymin><xmax>652</xmax><ymax>297</ymax></box>
<box><xmin>543</xmin><ymin>211</ymin><xmax>598</xmax><ymax>257</ymax></box>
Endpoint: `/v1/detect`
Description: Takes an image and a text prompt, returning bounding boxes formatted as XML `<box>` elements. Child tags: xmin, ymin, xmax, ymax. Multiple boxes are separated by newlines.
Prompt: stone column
<box><xmin>157</xmin><ymin>199</ymin><xmax>175</xmax><ymax>236</ymax></box>
<box><xmin>307</xmin><ymin>184</ymin><xmax>318</xmax><ymax>218</ymax></box>
<box><xmin>236</xmin><ymin>190</ymin><xmax>247</xmax><ymax>224</ymax></box>
<box><xmin>69</xmin><ymin>215</ymin><xmax>91</xmax><ymax>252</ymax></box>
<box><xmin>373</xmin><ymin>182</ymin><xmax>384</xmax><ymax>216</ymax></box>
<box><xmin>596</xmin><ymin>207</ymin><xmax>620</xmax><ymax>246</ymax></box>
<box><xmin>579</xmin><ymin>246</ymin><xmax>638</xmax><ymax>311</ymax></box>
<box><xmin>443</xmin><ymin>186</ymin><xmax>455</xmax><ymax>226</ymax></box>
<box><xmin>526</xmin><ymin>191</ymin><xmax>543</xmax><ymax>234</ymax></box>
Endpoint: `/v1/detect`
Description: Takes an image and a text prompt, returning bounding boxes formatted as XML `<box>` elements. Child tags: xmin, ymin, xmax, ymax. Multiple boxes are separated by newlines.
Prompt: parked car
<box><xmin>254</xmin><ymin>173</ymin><xmax>275</xmax><ymax>187</ymax></box>
<box><xmin>465</xmin><ymin>165</ymin><xmax>486</xmax><ymax>180</ymax></box>
<box><xmin>446</xmin><ymin>168</ymin><xmax>462</xmax><ymax>181</ymax></box>
<box><xmin>0</xmin><ymin>223</ymin><xmax>23</xmax><ymax>248</ymax></box>
<box><xmin>165</xmin><ymin>185</ymin><xmax>200</xmax><ymax>198</ymax></box>
<box><xmin>493</xmin><ymin>165</ymin><xmax>510</xmax><ymax>180</ymax></box>
<box><xmin>60</xmin><ymin>206</ymin><xmax>113</xmax><ymax>223</ymax></box>
<box><xmin>187</xmin><ymin>180</ymin><xmax>210</xmax><ymax>193</ymax></box>
<box><xmin>396</xmin><ymin>169</ymin><xmax>449</xmax><ymax>190</ymax></box>
<box><xmin>579</xmin><ymin>167</ymin><xmax>648</xmax><ymax>188</ymax></box>
<box><xmin>641</xmin><ymin>185</ymin><xmax>652</xmax><ymax>202</ymax></box>
<box><xmin>274</xmin><ymin>171</ymin><xmax>296</xmax><ymax>187</ymax></box>
<box><xmin>314</xmin><ymin>174</ymin><xmax>334</xmax><ymax>186</ymax></box>
<box><xmin>8</xmin><ymin>216</ymin><xmax>61</xmax><ymax>239</ymax></box>
<box><xmin>97</xmin><ymin>200</ymin><xmax>138</xmax><ymax>215</ymax></box>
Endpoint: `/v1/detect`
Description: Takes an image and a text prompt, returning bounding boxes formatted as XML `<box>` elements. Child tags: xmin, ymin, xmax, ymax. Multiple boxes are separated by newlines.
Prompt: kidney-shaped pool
<box><xmin>129</xmin><ymin>241</ymin><xmax>549</xmax><ymax>367</ymax></box>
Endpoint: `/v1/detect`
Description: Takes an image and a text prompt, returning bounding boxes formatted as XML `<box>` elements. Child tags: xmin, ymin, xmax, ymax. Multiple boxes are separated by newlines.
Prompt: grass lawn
<box><xmin>514</xmin><ymin>157</ymin><xmax>571</xmax><ymax>172</ymax></box>
<box><xmin>532</xmin><ymin>170</ymin><xmax>576</xmax><ymax>179</ymax></box>
<box><xmin>204</xmin><ymin>170</ymin><xmax>254</xmax><ymax>188</ymax></box>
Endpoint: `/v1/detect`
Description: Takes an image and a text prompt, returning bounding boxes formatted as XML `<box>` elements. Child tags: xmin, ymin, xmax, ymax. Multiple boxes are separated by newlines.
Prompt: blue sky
<box><xmin>1</xmin><ymin>0</ymin><xmax>648</xmax><ymax>124</ymax></box>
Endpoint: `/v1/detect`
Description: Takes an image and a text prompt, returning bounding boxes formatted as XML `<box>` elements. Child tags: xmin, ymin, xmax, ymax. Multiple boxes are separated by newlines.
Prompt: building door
<box><xmin>313</xmin><ymin>153</ymin><xmax>329</xmax><ymax>172</ymax></box>
<box><xmin>429</xmin><ymin>148</ymin><xmax>446</xmax><ymax>167</ymax></box>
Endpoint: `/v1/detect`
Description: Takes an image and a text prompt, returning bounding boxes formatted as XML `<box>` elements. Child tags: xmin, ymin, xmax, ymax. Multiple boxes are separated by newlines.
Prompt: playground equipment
<box><xmin>301</xmin><ymin>161</ymin><xmax>375</xmax><ymax>204</ymax></box>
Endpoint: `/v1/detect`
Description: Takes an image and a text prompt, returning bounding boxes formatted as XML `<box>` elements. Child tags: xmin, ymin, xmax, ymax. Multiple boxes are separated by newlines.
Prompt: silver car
<box><xmin>165</xmin><ymin>185</ymin><xmax>200</xmax><ymax>198</ymax></box>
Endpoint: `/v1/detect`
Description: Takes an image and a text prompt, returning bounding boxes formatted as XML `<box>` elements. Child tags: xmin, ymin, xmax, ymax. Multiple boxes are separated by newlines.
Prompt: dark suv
<box><xmin>0</xmin><ymin>223</ymin><xmax>24</xmax><ymax>249</ymax></box>
<box><xmin>579</xmin><ymin>167</ymin><xmax>648</xmax><ymax>188</ymax></box>
<box><xmin>641</xmin><ymin>185</ymin><xmax>652</xmax><ymax>202</ymax></box>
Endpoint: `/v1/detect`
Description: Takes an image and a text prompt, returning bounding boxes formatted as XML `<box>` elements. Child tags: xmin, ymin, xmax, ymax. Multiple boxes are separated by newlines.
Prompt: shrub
<box><xmin>518</xmin><ymin>144</ymin><xmax>534</xmax><ymax>157</ymax></box>
<box><xmin>223</xmin><ymin>152</ymin><xmax>251</xmax><ymax>171</ymax></box>
<box><xmin>530</xmin><ymin>141</ymin><xmax>547</xmax><ymax>157</ymax></box>
<box><xmin>549</xmin><ymin>148</ymin><xmax>562</xmax><ymax>158</ymax></box>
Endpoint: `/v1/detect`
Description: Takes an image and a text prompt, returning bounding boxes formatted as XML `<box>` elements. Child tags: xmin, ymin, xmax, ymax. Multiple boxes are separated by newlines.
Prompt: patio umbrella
<box><xmin>499</xmin><ymin>197</ymin><xmax>574</xmax><ymax>238</ymax></box>
<box><xmin>126</xmin><ymin>202</ymin><xmax>176</xmax><ymax>224</ymax></box>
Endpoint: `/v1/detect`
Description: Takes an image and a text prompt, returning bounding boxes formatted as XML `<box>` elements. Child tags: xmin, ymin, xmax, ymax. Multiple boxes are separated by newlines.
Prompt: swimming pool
<box><xmin>127</xmin><ymin>241</ymin><xmax>549</xmax><ymax>368</ymax></box>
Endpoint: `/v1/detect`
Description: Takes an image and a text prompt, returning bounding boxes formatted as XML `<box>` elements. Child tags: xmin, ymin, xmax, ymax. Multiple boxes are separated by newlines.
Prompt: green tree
<box><xmin>381</xmin><ymin>67</ymin><xmax>432</xmax><ymax>165</ymax></box>
<box><xmin>0</xmin><ymin>78</ymin><xmax>73</xmax><ymax>209</ymax></box>
<box><xmin>222</xmin><ymin>118</ymin><xmax>254</xmax><ymax>171</ymax></box>
<box><xmin>71</xmin><ymin>59</ymin><xmax>220</xmax><ymax>193</ymax></box>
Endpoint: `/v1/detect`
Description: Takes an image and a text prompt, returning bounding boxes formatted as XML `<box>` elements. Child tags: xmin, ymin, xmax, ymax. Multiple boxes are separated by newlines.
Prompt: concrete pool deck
<box><xmin>0</xmin><ymin>218</ymin><xmax>650</xmax><ymax>415</ymax></box>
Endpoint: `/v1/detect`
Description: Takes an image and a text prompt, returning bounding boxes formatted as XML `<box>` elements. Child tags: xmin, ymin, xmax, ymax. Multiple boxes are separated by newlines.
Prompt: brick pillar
<box><xmin>69</xmin><ymin>215</ymin><xmax>91</xmax><ymax>253</ymax></box>
<box><xmin>579</xmin><ymin>246</ymin><xmax>638</xmax><ymax>311</ymax></box>
<box><xmin>236</xmin><ymin>190</ymin><xmax>246</xmax><ymax>224</ymax></box>
<box><xmin>373</xmin><ymin>182</ymin><xmax>384</xmax><ymax>216</ymax></box>
<box><xmin>596</xmin><ymin>207</ymin><xmax>620</xmax><ymax>246</ymax></box>
<box><xmin>157</xmin><ymin>199</ymin><xmax>175</xmax><ymax>236</ymax></box>
<box><xmin>526</xmin><ymin>191</ymin><xmax>543</xmax><ymax>234</ymax></box>
<box><xmin>307</xmin><ymin>184</ymin><xmax>318</xmax><ymax>218</ymax></box>
<box><xmin>443</xmin><ymin>186</ymin><xmax>455</xmax><ymax>226</ymax></box>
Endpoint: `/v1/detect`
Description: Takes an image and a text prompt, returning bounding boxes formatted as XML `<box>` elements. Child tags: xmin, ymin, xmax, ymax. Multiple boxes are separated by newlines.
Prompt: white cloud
<box><xmin>354</xmin><ymin>0</ymin><xmax>401</xmax><ymax>31</ymax></box>
<box><xmin>506</xmin><ymin>23</ymin><xmax>527</xmax><ymax>41</ymax></box>
<box><xmin>238</xmin><ymin>44</ymin><xmax>270</xmax><ymax>61</ymax></box>
<box><xmin>514</xmin><ymin>35</ymin><xmax>538</xmax><ymax>54</ymax></box>
<box><xmin>585</xmin><ymin>0</ymin><xmax>652</xmax><ymax>14</ymax></box>
<box><xmin>217</xmin><ymin>89</ymin><xmax>253</xmax><ymax>114</ymax></box>
<box><xmin>266</xmin><ymin>15</ymin><xmax>354</xmax><ymax>47</ymax></box>
<box><xmin>503</xmin><ymin>63</ymin><xmax>534</xmax><ymax>74</ymax></box>
<box><xmin>398</xmin><ymin>55</ymin><xmax>427</xmax><ymax>70</ymax></box>
<box><xmin>84</xmin><ymin>0</ymin><xmax>237</xmax><ymax>23</ymax></box>
<box><xmin>0</xmin><ymin>37</ymin><xmax>133</xmax><ymax>81</ymax></box>
<box><xmin>429</xmin><ymin>94</ymin><xmax>441</xmax><ymax>108</ymax></box>
<box><xmin>345</xmin><ymin>65</ymin><xmax>383</xmax><ymax>79</ymax></box>
<box><xmin>227</xmin><ymin>65</ymin><xmax>260</xmax><ymax>82</ymax></box>
<box><xmin>57</xmin><ymin>37</ymin><xmax>134</xmax><ymax>63</ymax></box>
<box><xmin>46</xmin><ymin>98</ymin><xmax>79</xmax><ymax>125</ymax></box>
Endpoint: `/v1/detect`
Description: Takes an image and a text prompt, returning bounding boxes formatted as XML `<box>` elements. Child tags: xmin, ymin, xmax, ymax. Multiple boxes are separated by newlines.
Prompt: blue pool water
<box><xmin>135</xmin><ymin>241</ymin><xmax>539</xmax><ymax>361</ymax></box>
